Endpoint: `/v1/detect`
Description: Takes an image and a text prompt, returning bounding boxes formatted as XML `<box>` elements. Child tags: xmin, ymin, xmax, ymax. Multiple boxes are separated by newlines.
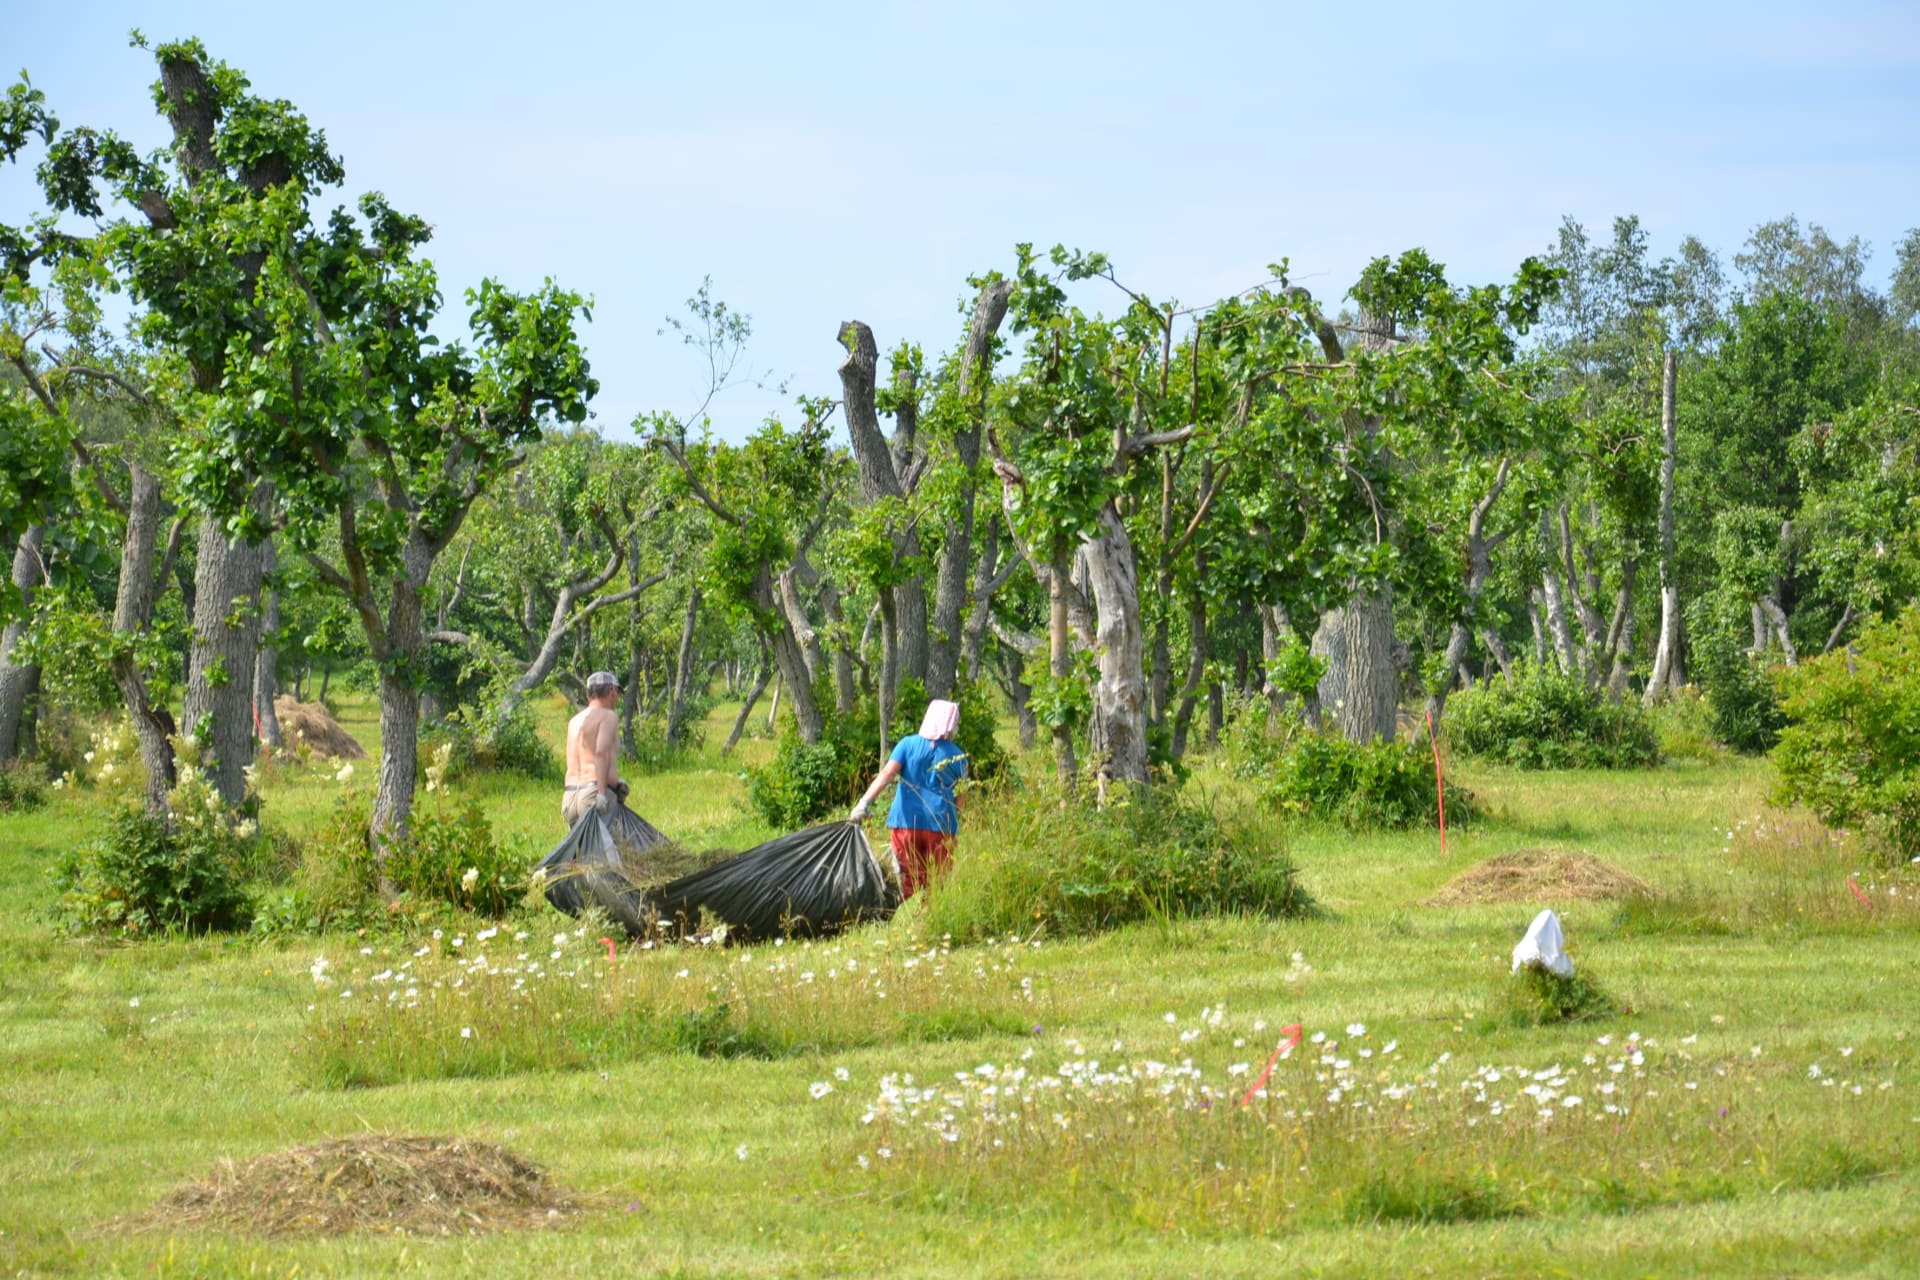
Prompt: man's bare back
<box><xmin>562</xmin><ymin>672</ymin><xmax>623</xmax><ymax>825</ymax></box>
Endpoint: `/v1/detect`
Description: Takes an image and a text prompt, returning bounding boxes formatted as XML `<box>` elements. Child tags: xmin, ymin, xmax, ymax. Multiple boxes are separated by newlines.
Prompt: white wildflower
<box><xmin>809</xmin><ymin>1081</ymin><xmax>834</xmax><ymax>1099</ymax></box>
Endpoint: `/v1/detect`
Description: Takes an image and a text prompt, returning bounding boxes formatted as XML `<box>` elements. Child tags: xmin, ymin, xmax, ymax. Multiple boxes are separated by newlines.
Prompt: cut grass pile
<box><xmin>270</xmin><ymin>697</ymin><xmax>368</xmax><ymax>761</ymax></box>
<box><xmin>1422</xmin><ymin>846</ymin><xmax>1652</xmax><ymax>906</ymax></box>
<box><xmin>134</xmin><ymin>1136</ymin><xmax>580</xmax><ymax>1238</ymax></box>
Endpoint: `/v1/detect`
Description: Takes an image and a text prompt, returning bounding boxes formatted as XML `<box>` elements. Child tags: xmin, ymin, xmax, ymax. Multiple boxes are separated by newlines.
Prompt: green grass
<box><xmin>2</xmin><ymin>696</ymin><xmax>1919</xmax><ymax>1277</ymax></box>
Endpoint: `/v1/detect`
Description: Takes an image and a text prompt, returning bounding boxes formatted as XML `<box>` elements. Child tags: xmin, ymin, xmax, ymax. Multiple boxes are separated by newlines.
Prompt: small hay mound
<box><xmin>273</xmin><ymin>695</ymin><xmax>367</xmax><ymax>760</ymax></box>
<box><xmin>1424</xmin><ymin>847</ymin><xmax>1651</xmax><ymax>907</ymax></box>
<box><xmin>142</xmin><ymin>1136</ymin><xmax>577</xmax><ymax>1238</ymax></box>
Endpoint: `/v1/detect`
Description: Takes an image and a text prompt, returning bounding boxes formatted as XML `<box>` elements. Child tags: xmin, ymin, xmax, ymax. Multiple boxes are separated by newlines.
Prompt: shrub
<box><xmin>1445</xmin><ymin>665</ymin><xmax>1660</xmax><ymax>769</ymax></box>
<box><xmin>1264</xmin><ymin>732</ymin><xmax>1471</xmax><ymax>830</ymax></box>
<box><xmin>424</xmin><ymin>694</ymin><xmax>559</xmax><ymax>783</ymax></box>
<box><xmin>0</xmin><ymin>760</ymin><xmax>46</xmax><ymax>813</ymax></box>
<box><xmin>917</xmin><ymin>783</ymin><xmax>1314</xmax><ymax>941</ymax></box>
<box><xmin>1647</xmin><ymin>686</ymin><xmax>1724</xmax><ymax>763</ymax></box>
<box><xmin>1773</xmin><ymin>607</ymin><xmax>1920</xmax><ymax>864</ymax></box>
<box><xmin>389</xmin><ymin>798</ymin><xmax>529</xmax><ymax>917</ymax></box>
<box><xmin>1687</xmin><ymin>596</ymin><xmax>1787</xmax><ymax>753</ymax></box>
<box><xmin>746</xmin><ymin>678</ymin><xmax>1007</xmax><ymax>829</ymax></box>
<box><xmin>49</xmin><ymin>741</ymin><xmax>255</xmax><ymax>936</ymax></box>
<box><xmin>1488</xmin><ymin>964</ymin><xmax>1620</xmax><ymax>1027</ymax></box>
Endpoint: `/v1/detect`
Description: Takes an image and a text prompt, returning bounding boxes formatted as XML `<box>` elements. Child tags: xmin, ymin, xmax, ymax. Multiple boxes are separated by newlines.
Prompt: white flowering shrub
<box><xmin>49</xmin><ymin>738</ymin><xmax>254</xmax><ymax>935</ymax></box>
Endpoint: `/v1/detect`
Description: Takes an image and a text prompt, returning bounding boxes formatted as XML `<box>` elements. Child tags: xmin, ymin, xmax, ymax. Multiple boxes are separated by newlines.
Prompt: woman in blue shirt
<box><xmin>849</xmin><ymin>699</ymin><xmax>967</xmax><ymax>899</ymax></box>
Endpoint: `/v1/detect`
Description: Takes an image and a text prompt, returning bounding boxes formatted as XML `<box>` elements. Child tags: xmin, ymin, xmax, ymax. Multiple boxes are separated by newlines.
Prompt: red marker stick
<box><xmin>1846</xmin><ymin>877</ymin><xmax>1874</xmax><ymax>911</ymax></box>
<box><xmin>601</xmin><ymin>936</ymin><xmax>619</xmax><ymax>963</ymax></box>
<box><xmin>1238</xmin><ymin>1023</ymin><xmax>1304</xmax><ymax>1107</ymax></box>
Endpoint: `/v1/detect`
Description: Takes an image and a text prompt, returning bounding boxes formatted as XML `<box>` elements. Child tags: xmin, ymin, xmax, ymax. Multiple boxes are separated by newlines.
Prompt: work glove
<box><xmin>849</xmin><ymin>798</ymin><xmax>870</xmax><ymax>822</ymax></box>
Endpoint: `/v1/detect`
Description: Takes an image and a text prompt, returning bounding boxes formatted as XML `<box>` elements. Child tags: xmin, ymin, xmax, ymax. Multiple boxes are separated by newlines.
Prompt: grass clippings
<box><xmin>136</xmin><ymin>1135</ymin><xmax>580</xmax><ymax>1238</ymax></box>
<box><xmin>272</xmin><ymin>696</ymin><xmax>368</xmax><ymax>761</ymax></box>
<box><xmin>1424</xmin><ymin>847</ymin><xmax>1652</xmax><ymax>907</ymax></box>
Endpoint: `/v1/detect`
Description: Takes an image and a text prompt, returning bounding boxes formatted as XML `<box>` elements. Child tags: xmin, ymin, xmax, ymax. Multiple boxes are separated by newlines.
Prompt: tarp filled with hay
<box><xmin>1423</xmin><ymin>847</ymin><xmax>1652</xmax><ymax>907</ymax></box>
<box><xmin>651</xmin><ymin>821</ymin><xmax>897</xmax><ymax>941</ymax></box>
<box><xmin>533</xmin><ymin>797</ymin><xmax>673</xmax><ymax>938</ymax></box>
<box><xmin>136</xmin><ymin>1136</ymin><xmax>579</xmax><ymax>1238</ymax></box>
<box><xmin>272</xmin><ymin>696</ymin><xmax>367</xmax><ymax>760</ymax></box>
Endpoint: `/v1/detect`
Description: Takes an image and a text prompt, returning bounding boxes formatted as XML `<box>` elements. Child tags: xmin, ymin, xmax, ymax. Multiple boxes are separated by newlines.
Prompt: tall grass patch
<box><xmin>842</xmin><ymin>1013</ymin><xmax>1911</xmax><ymax>1235</ymax></box>
<box><xmin>916</xmin><ymin>783</ymin><xmax>1312</xmax><ymax>942</ymax></box>
<box><xmin>299</xmin><ymin>929</ymin><xmax>1042</xmax><ymax>1087</ymax></box>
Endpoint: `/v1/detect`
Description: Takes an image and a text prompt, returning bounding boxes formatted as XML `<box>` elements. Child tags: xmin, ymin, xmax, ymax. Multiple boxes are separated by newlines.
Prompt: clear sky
<box><xmin>9</xmin><ymin>0</ymin><xmax>1918</xmax><ymax>437</ymax></box>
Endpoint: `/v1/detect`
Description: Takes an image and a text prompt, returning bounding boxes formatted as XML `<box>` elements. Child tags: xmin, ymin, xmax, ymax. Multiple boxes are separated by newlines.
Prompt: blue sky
<box><xmin>9</xmin><ymin>0</ymin><xmax>1918</xmax><ymax>437</ymax></box>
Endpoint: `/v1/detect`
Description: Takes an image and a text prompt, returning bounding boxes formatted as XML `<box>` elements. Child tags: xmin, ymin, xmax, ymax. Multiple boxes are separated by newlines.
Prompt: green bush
<box><xmin>1647</xmin><ymin>686</ymin><xmax>1724</xmax><ymax>763</ymax></box>
<box><xmin>1688</xmin><ymin>596</ymin><xmax>1788</xmax><ymax>753</ymax></box>
<box><xmin>1445</xmin><ymin>665</ymin><xmax>1660</xmax><ymax>769</ymax></box>
<box><xmin>424</xmin><ymin>694</ymin><xmax>559</xmax><ymax>782</ymax></box>
<box><xmin>1489</xmin><ymin>964</ymin><xmax>1620</xmax><ymax>1027</ymax></box>
<box><xmin>1264</xmin><ymin>731</ymin><xmax>1471</xmax><ymax>830</ymax></box>
<box><xmin>389</xmin><ymin>798</ymin><xmax>530</xmax><ymax>918</ymax></box>
<box><xmin>917</xmin><ymin>783</ymin><xmax>1314</xmax><ymax>941</ymax></box>
<box><xmin>51</xmin><ymin>809</ymin><xmax>250</xmax><ymax>935</ymax></box>
<box><xmin>746</xmin><ymin>678</ymin><xmax>1007</xmax><ymax>829</ymax></box>
<box><xmin>1774</xmin><ymin>607</ymin><xmax>1920</xmax><ymax>865</ymax></box>
<box><xmin>0</xmin><ymin>760</ymin><xmax>46</xmax><ymax>813</ymax></box>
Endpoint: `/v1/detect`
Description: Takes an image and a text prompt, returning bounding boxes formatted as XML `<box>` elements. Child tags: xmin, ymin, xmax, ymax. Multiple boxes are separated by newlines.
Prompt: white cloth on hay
<box><xmin>1512</xmin><ymin>907</ymin><xmax>1575</xmax><ymax>978</ymax></box>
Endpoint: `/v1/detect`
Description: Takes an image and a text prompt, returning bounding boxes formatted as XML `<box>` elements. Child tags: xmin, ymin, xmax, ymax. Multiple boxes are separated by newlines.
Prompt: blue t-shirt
<box><xmin>886</xmin><ymin>734</ymin><xmax>968</xmax><ymax>835</ymax></box>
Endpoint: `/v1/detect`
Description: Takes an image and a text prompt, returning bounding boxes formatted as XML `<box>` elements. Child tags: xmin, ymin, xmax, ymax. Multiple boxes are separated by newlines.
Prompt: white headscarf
<box><xmin>917</xmin><ymin>699</ymin><xmax>960</xmax><ymax>741</ymax></box>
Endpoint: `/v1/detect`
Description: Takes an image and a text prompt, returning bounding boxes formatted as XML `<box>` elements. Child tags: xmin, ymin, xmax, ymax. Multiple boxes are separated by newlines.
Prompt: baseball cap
<box><xmin>587</xmin><ymin>670</ymin><xmax>623</xmax><ymax>695</ymax></box>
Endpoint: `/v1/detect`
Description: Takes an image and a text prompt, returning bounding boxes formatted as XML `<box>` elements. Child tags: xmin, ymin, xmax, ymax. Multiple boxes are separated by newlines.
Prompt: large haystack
<box><xmin>138</xmin><ymin>1136</ymin><xmax>579</xmax><ymax>1238</ymax></box>
<box><xmin>1423</xmin><ymin>847</ymin><xmax>1652</xmax><ymax>907</ymax></box>
<box><xmin>273</xmin><ymin>696</ymin><xmax>367</xmax><ymax>760</ymax></box>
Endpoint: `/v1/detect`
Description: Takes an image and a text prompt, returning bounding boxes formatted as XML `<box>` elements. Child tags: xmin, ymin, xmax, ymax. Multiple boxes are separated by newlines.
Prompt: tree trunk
<box><xmin>753</xmin><ymin>567</ymin><xmax>822</xmax><ymax>742</ymax></box>
<box><xmin>184</xmin><ymin>505</ymin><xmax>267</xmax><ymax>809</ymax></box>
<box><xmin>1001</xmin><ymin>642</ymin><xmax>1038</xmax><ymax>751</ymax></box>
<box><xmin>1313</xmin><ymin>589</ymin><xmax>1398</xmax><ymax>743</ymax></box>
<box><xmin>1759</xmin><ymin>595</ymin><xmax>1799</xmax><ymax>665</ymax></box>
<box><xmin>723</xmin><ymin>648</ymin><xmax>772</xmax><ymax>754</ymax></box>
<box><xmin>367</xmin><ymin>533</ymin><xmax>435</xmax><ymax>882</ymax></box>
<box><xmin>253</xmin><ymin>535</ymin><xmax>283</xmax><ymax>752</ymax></box>
<box><xmin>0</xmin><ymin>526</ymin><xmax>47</xmax><ymax>763</ymax></box>
<box><xmin>959</xmin><ymin>512</ymin><xmax>1004</xmax><ymax>684</ymax></box>
<box><xmin>927</xmin><ymin>281</ymin><xmax>1013</xmax><ymax>699</ymax></box>
<box><xmin>837</xmin><ymin>320</ymin><xmax>929</xmax><ymax>685</ymax></box>
<box><xmin>1538</xmin><ymin>522</ymin><xmax>1581</xmax><ymax>679</ymax></box>
<box><xmin>1170</xmin><ymin>585</ymin><xmax>1207</xmax><ymax>760</ymax></box>
<box><xmin>109</xmin><ymin>468</ymin><xmax>177</xmax><ymax>815</ymax></box>
<box><xmin>666</xmin><ymin>586</ymin><xmax>702</xmax><ymax>747</ymax></box>
<box><xmin>1604</xmin><ymin>557</ymin><xmax>1639</xmax><ymax>695</ymax></box>
<box><xmin>1047</xmin><ymin>541</ymin><xmax>1078</xmax><ymax>786</ymax></box>
<box><xmin>1082</xmin><ymin>506</ymin><xmax>1150</xmax><ymax>786</ymax></box>
<box><xmin>878</xmin><ymin>590</ymin><xmax>899</xmax><ymax>761</ymax></box>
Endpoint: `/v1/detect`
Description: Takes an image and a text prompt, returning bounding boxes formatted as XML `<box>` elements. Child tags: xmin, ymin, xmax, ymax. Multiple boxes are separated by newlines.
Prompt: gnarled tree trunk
<box><xmin>837</xmin><ymin>320</ymin><xmax>930</xmax><ymax>685</ymax></box>
<box><xmin>1083</xmin><ymin>506</ymin><xmax>1150</xmax><ymax>786</ymax></box>
<box><xmin>184</xmin><ymin>502</ymin><xmax>268</xmax><ymax>809</ymax></box>
<box><xmin>0</xmin><ymin>526</ymin><xmax>47</xmax><ymax>763</ymax></box>
<box><xmin>253</xmin><ymin>535</ymin><xmax>283</xmax><ymax>752</ymax></box>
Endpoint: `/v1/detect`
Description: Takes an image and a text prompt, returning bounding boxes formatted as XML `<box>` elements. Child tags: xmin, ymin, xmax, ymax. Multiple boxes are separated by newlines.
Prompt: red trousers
<box><xmin>889</xmin><ymin>827</ymin><xmax>955</xmax><ymax>900</ymax></box>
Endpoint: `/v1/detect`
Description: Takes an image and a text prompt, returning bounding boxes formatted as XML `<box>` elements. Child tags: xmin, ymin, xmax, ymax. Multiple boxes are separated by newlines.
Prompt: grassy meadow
<box><xmin>2</xmin><ymin>694</ymin><xmax>1917</xmax><ymax>1278</ymax></box>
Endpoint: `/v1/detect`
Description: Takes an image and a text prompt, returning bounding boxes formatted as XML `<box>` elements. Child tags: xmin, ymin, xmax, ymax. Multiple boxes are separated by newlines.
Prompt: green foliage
<box><xmin>387</xmin><ymin>798</ymin><xmax>527</xmax><ymax>918</ymax></box>
<box><xmin>1774</xmin><ymin>607</ymin><xmax>1920</xmax><ymax>864</ymax></box>
<box><xmin>249</xmin><ymin>792</ymin><xmax>383</xmax><ymax>935</ymax></box>
<box><xmin>1446</xmin><ymin>665</ymin><xmax>1661</xmax><ymax>769</ymax></box>
<box><xmin>746</xmin><ymin>679</ymin><xmax>1006</xmax><ymax>830</ymax></box>
<box><xmin>0</xmin><ymin>760</ymin><xmax>47</xmax><ymax>813</ymax></box>
<box><xmin>917</xmin><ymin>784</ymin><xmax>1313</xmax><ymax>941</ymax></box>
<box><xmin>1348</xmin><ymin>1171</ymin><xmax>1522</xmax><ymax>1226</ymax></box>
<box><xmin>1647</xmin><ymin>687</ymin><xmax>1724</xmax><ymax>763</ymax></box>
<box><xmin>425</xmin><ymin>694</ymin><xmax>559</xmax><ymax>782</ymax></box>
<box><xmin>50</xmin><ymin>808</ymin><xmax>249</xmax><ymax>935</ymax></box>
<box><xmin>1263</xmin><ymin>732</ymin><xmax>1469</xmax><ymax>830</ymax></box>
<box><xmin>1687</xmin><ymin>595</ymin><xmax>1787</xmax><ymax>754</ymax></box>
<box><xmin>1489</xmin><ymin>964</ymin><xmax>1620</xmax><ymax>1027</ymax></box>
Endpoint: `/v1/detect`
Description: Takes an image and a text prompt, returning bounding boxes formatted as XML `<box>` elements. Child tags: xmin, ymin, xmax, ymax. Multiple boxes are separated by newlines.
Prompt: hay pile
<box><xmin>273</xmin><ymin>696</ymin><xmax>367</xmax><ymax>760</ymax></box>
<box><xmin>141</xmin><ymin>1136</ymin><xmax>578</xmax><ymax>1238</ymax></box>
<box><xmin>1424</xmin><ymin>847</ymin><xmax>1652</xmax><ymax>907</ymax></box>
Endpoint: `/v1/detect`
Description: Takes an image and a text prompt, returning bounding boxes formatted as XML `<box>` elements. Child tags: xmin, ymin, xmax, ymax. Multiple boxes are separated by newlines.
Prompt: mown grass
<box><xmin>2</xmin><ymin>695</ymin><xmax>1918</xmax><ymax>1277</ymax></box>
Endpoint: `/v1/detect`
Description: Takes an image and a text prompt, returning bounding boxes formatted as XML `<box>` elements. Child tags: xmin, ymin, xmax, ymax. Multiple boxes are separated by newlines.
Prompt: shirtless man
<box><xmin>562</xmin><ymin>671</ymin><xmax>626</xmax><ymax>826</ymax></box>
